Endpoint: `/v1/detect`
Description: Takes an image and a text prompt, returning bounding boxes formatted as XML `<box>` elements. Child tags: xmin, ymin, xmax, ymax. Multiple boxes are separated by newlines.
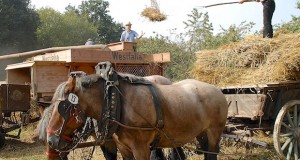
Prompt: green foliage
<box><xmin>275</xmin><ymin>16</ymin><xmax>300</xmax><ymax>33</ymax></box>
<box><xmin>0</xmin><ymin>0</ymin><xmax>39</xmax><ymax>53</ymax></box>
<box><xmin>275</xmin><ymin>1</ymin><xmax>300</xmax><ymax>33</ymax></box>
<box><xmin>211</xmin><ymin>21</ymin><xmax>255</xmax><ymax>49</ymax></box>
<box><xmin>36</xmin><ymin>8</ymin><xmax>97</xmax><ymax>48</ymax></box>
<box><xmin>183</xmin><ymin>9</ymin><xmax>214</xmax><ymax>52</ymax></box>
<box><xmin>137</xmin><ymin>36</ymin><xmax>196</xmax><ymax>80</ymax></box>
<box><xmin>78</xmin><ymin>0</ymin><xmax>123</xmax><ymax>44</ymax></box>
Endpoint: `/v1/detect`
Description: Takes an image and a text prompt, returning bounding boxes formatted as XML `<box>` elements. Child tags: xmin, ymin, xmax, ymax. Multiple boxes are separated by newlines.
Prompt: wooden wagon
<box><xmin>0</xmin><ymin>42</ymin><xmax>170</xmax><ymax>148</ymax></box>
<box><xmin>222</xmin><ymin>81</ymin><xmax>300</xmax><ymax>159</ymax></box>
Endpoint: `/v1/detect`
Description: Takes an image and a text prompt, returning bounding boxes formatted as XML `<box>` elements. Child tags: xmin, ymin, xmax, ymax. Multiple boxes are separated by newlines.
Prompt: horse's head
<box><xmin>47</xmin><ymin>67</ymin><xmax>116</xmax><ymax>152</ymax></box>
<box><xmin>47</xmin><ymin>73</ymin><xmax>88</xmax><ymax>152</ymax></box>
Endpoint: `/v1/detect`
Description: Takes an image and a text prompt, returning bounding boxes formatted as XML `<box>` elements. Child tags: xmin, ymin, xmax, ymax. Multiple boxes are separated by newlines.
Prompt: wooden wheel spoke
<box><xmin>282</xmin><ymin>138</ymin><xmax>293</xmax><ymax>151</ymax></box>
<box><xmin>298</xmin><ymin>110</ymin><xmax>300</xmax><ymax>127</ymax></box>
<box><xmin>287</xmin><ymin>112</ymin><xmax>295</xmax><ymax>127</ymax></box>
<box><xmin>282</xmin><ymin>122</ymin><xmax>294</xmax><ymax>131</ymax></box>
<box><xmin>294</xmin><ymin>140</ymin><xmax>299</xmax><ymax>160</ymax></box>
<box><xmin>281</xmin><ymin>132</ymin><xmax>293</xmax><ymax>137</ymax></box>
<box><xmin>287</xmin><ymin>140</ymin><xmax>294</xmax><ymax>160</ymax></box>
<box><xmin>298</xmin><ymin>112</ymin><xmax>300</xmax><ymax>127</ymax></box>
<box><xmin>274</xmin><ymin>101</ymin><xmax>300</xmax><ymax>160</ymax></box>
<box><xmin>294</xmin><ymin>105</ymin><xmax>298</xmax><ymax>126</ymax></box>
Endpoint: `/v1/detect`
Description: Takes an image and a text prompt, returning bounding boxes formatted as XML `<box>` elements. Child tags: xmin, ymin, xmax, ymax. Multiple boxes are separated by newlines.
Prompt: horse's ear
<box><xmin>64</xmin><ymin>76</ymin><xmax>76</xmax><ymax>94</ymax></box>
<box><xmin>65</xmin><ymin>71</ymin><xmax>86</xmax><ymax>94</ymax></box>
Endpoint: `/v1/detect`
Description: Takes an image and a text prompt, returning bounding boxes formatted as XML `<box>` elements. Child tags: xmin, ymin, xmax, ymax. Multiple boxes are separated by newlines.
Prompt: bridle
<box><xmin>47</xmin><ymin>72</ymin><xmax>92</xmax><ymax>153</ymax></box>
<box><xmin>47</xmin><ymin>97</ymin><xmax>86</xmax><ymax>150</ymax></box>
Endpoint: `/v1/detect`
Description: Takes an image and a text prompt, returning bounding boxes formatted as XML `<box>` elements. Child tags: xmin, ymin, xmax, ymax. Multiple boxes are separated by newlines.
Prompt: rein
<box><xmin>45</xmin><ymin>151</ymin><xmax>60</xmax><ymax>157</ymax></box>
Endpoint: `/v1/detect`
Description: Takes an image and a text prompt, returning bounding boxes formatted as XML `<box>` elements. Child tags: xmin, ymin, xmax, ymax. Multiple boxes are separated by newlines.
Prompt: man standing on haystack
<box><xmin>240</xmin><ymin>0</ymin><xmax>275</xmax><ymax>38</ymax></box>
<box><xmin>120</xmin><ymin>22</ymin><xmax>144</xmax><ymax>42</ymax></box>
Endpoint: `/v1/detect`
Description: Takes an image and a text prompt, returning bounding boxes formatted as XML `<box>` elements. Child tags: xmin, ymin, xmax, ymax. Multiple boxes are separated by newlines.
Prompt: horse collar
<box><xmin>96</xmin><ymin>69</ymin><xmax>121</xmax><ymax>142</ymax></box>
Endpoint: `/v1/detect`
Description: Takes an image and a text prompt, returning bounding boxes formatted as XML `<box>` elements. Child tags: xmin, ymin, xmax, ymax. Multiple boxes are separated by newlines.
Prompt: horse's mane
<box><xmin>52</xmin><ymin>81</ymin><xmax>68</xmax><ymax>102</ymax></box>
<box><xmin>37</xmin><ymin>82</ymin><xmax>68</xmax><ymax>141</ymax></box>
<box><xmin>117</xmin><ymin>72</ymin><xmax>144</xmax><ymax>82</ymax></box>
<box><xmin>37</xmin><ymin>103</ymin><xmax>54</xmax><ymax>141</ymax></box>
<box><xmin>76</xmin><ymin>74</ymin><xmax>101</xmax><ymax>90</ymax></box>
<box><xmin>77</xmin><ymin>72</ymin><xmax>144</xmax><ymax>89</ymax></box>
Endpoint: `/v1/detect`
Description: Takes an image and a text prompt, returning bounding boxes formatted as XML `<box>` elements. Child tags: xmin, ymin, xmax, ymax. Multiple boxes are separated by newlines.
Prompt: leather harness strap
<box><xmin>147</xmin><ymin>84</ymin><xmax>164</xmax><ymax>129</ymax></box>
<box><xmin>95</xmin><ymin>62</ymin><xmax>121</xmax><ymax>143</ymax></box>
<box><xmin>45</xmin><ymin>151</ymin><xmax>60</xmax><ymax>157</ymax></box>
<box><xmin>92</xmin><ymin>61</ymin><xmax>165</xmax><ymax>150</ymax></box>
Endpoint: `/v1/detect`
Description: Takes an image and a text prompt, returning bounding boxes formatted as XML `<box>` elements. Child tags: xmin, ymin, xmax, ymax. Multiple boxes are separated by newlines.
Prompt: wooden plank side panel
<box><xmin>33</xmin><ymin>50</ymin><xmax>71</xmax><ymax>62</ymax></box>
<box><xmin>6</xmin><ymin>68</ymin><xmax>31</xmax><ymax>84</ymax></box>
<box><xmin>32</xmin><ymin>48</ymin><xmax>170</xmax><ymax>64</ymax></box>
<box><xmin>107</xmin><ymin>42</ymin><xmax>136</xmax><ymax>51</ymax></box>
<box><xmin>70</xmin><ymin>50</ymin><xmax>145</xmax><ymax>63</ymax></box>
<box><xmin>35</xmin><ymin>64</ymin><xmax>69</xmax><ymax>94</ymax></box>
<box><xmin>71</xmin><ymin>50</ymin><xmax>170</xmax><ymax>64</ymax></box>
<box><xmin>70</xmin><ymin>49</ymin><xmax>113</xmax><ymax>63</ymax></box>
<box><xmin>226</xmin><ymin>94</ymin><xmax>266</xmax><ymax>119</ymax></box>
<box><xmin>144</xmin><ymin>53</ymin><xmax>171</xmax><ymax>63</ymax></box>
<box><xmin>70</xmin><ymin>64</ymin><xmax>96</xmax><ymax>75</ymax></box>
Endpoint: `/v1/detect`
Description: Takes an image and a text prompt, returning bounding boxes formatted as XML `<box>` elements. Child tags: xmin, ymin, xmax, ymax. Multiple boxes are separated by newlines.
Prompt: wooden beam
<box><xmin>0</xmin><ymin>44</ymin><xmax>109</xmax><ymax>60</ymax></box>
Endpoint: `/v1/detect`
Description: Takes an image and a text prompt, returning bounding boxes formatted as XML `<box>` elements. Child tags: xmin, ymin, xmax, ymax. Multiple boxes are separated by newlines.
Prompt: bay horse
<box><xmin>46</xmin><ymin>63</ymin><xmax>228</xmax><ymax>160</ymax></box>
<box><xmin>38</xmin><ymin>74</ymin><xmax>185</xmax><ymax>159</ymax></box>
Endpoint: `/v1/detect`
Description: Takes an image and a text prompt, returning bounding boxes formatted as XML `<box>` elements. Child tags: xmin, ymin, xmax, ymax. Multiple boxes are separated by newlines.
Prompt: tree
<box><xmin>137</xmin><ymin>36</ymin><xmax>195</xmax><ymax>80</ymax></box>
<box><xmin>0</xmin><ymin>0</ymin><xmax>39</xmax><ymax>54</ymax></box>
<box><xmin>36</xmin><ymin>8</ymin><xmax>98</xmax><ymax>48</ymax></box>
<box><xmin>78</xmin><ymin>0</ymin><xmax>123</xmax><ymax>44</ymax></box>
<box><xmin>275</xmin><ymin>0</ymin><xmax>300</xmax><ymax>33</ymax></box>
<box><xmin>183</xmin><ymin>9</ymin><xmax>214</xmax><ymax>52</ymax></box>
<box><xmin>212</xmin><ymin>21</ymin><xmax>254</xmax><ymax>49</ymax></box>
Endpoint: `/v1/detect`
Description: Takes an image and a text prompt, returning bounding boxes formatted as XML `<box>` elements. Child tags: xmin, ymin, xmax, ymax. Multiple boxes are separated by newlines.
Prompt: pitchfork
<box><xmin>197</xmin><ymin>0</ymin><xmax>257</xmax><ymax>9</ymax></box>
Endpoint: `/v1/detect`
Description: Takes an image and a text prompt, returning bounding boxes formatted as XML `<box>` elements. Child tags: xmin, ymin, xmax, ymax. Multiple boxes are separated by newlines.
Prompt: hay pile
<box><xmin>141</xmin><ymin>7</ymin><xmax>167</xmax><ymax>22</ymax></box>
<box><xmin>191</xmin><ymin>33</ymin><xmax>300</xmax><ymax>87</ymax></box>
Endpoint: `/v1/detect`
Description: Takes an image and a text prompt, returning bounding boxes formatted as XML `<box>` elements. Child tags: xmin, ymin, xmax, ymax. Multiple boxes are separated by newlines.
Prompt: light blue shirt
<box><xmin>85</xmin><ymin>40</ymin><xmax>95</xmax><ymax>45</ymax></box>
<box><xmin>120</xmin><ymin>30</ymin><xmax>139</xmax><ymax>42</ymax></box>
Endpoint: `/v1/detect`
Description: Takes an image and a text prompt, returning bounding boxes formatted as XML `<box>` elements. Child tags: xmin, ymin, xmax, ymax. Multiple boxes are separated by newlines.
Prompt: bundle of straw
<box><xmin>141</xmin><ymin>7</ymin><xmax>167</xmax><ymax>22</ymax></box>
<box><xmin>190</xmin><ymin>33</ymin><xmax>300</xmax><ymax>87</ymax></box>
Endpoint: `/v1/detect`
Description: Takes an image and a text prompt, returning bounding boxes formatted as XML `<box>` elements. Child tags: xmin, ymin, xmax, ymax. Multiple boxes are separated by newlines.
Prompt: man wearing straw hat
<box><xmin>120</xmin><ymin>22</ymin><xmax>144</xmax><ymax>42</ymax></box>
<box><xmin>240</xmin><ymin>0</ymin><xmax>275</xmax><ymax>38</ymax></box>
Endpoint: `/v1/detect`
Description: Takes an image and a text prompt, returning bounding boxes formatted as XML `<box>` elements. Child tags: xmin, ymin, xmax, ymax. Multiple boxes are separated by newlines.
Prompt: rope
<box><xmin>151</xmin><ymin>0</ymin><xmax>160</xmax><ymax>10</ymax></box>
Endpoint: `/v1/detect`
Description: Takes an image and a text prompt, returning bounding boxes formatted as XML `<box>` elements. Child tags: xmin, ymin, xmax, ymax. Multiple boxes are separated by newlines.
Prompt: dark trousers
<box><xmin>262</xmin><ymin>0</ymin><xmax>275</xmax><ymax>38</ymax></box>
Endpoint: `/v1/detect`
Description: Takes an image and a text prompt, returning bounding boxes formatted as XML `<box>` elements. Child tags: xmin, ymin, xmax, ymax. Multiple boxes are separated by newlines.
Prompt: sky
<box><xmin>31</xmin><ymin>0</ymin><xmax>299</xmax><ymax>38</ymax></box>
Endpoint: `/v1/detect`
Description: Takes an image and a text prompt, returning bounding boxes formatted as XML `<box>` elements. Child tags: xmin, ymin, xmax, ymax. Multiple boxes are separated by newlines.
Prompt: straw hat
<box><xmin>125</xmin><ymin>22</ymin><xmax>132</xmax><ymax>26</ymax></box>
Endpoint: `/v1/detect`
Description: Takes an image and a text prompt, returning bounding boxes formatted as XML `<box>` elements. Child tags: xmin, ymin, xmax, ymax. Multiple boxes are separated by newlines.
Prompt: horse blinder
<box><xmin>48</xmin><ymin>96</ymin><xmax>84</xmax><ymax>151</ymax></box>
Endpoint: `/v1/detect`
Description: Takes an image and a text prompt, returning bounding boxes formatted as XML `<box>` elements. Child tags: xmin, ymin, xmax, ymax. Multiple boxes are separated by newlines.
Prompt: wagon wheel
<box><xmin>0</xmin><ymin>132</ymin><xmax>5</xmax><ymax>149</ymax></box>
<box><xmin>274</xmin><ymin>100</ymin><xmax>300</xmax><ymax>160</ymax></box>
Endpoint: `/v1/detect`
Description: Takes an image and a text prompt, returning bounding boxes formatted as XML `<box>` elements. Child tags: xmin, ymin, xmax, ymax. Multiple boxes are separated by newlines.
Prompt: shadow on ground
<box><xmin>0</xmin><ymin>138</ymin><xmax>45</xmax><ymax>159</ymax></box>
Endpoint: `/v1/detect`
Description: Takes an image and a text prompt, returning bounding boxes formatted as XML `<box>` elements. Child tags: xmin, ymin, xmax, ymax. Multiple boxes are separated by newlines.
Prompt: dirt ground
<box><xmin>0</xmin><ymin>123</ymin><xmax>280</xmax><ymax>160</ymax></box>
